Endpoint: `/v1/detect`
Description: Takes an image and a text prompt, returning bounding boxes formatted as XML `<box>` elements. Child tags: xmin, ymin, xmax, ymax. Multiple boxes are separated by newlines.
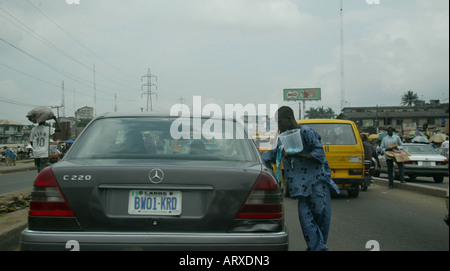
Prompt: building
<box><xmin>75</xmin><ymin>106</ymin><xmax>94</xmax><ymax>120</ymax></box>
<box><xmin>0</xmin><ymin>119</ymin><xmax>25</xmax><ymax>144</ymax></box>
<box><xmin>338</xmin><ymin>100</ymin><xmax>449</xmax><ymax>135</ymax></box>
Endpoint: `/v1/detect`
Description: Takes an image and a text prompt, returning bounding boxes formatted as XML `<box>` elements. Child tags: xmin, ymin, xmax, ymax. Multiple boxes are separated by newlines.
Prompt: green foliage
<box><xmin>306</xmin><ymin>106</ymin><xmax>336</xmax><ymax>119</ymax></box>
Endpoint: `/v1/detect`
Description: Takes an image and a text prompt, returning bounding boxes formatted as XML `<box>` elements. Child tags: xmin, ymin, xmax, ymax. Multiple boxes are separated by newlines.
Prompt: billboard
<box><xmin>283</xmin><ymin>88</ymin><xmax>321</xmax><ymax>101</ymax></box>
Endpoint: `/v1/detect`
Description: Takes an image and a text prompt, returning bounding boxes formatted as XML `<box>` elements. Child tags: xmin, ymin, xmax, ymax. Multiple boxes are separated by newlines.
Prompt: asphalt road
<box><xmin>0</xmin><ymin>171</ymin><xmax>37</xmax><ymax>195</ymax></box>
<box><xmin>285</xmin><ymin>182</ymin><xmax>449</xmax><ymax>251</ymax></box>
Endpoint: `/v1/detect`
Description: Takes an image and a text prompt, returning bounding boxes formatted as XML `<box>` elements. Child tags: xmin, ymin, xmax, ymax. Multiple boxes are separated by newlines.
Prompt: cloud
<box><xmin>0</xmin><ymin>0</ymin><xmax>448</xmax><ymax>124</ymax></box>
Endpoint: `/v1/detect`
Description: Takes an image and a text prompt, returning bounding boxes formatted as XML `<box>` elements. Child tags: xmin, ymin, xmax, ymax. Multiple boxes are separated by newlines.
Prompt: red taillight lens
<box><xmin>236</xmin><ymin>171</ymin><xmax>283</xmax><ymax>219</ymax></box>
<box><xmin>436</xmin><ymin>160</ymin><xmax>448</xmax><ymax>166</ymax></box>
<box><xmin>29</xmin><ymin>167</ymin><xmax>74</xmax><ymax>217</ymax></box>
<box><xmin>404</xmin><ymin>161</ymin><xmax>418</xmax><ymax>165</ymax></box>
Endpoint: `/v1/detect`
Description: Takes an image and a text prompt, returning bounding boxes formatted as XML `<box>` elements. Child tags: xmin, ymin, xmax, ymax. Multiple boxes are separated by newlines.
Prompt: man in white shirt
<box><xmin>29</xmin><ymin>122</ymin><xmax>54</xmax><ymax>172</ymax></box>
<box><xmin>381</xmin><ymin>127</ymin><xmax>405</xmax><ymax>188</ymax></box>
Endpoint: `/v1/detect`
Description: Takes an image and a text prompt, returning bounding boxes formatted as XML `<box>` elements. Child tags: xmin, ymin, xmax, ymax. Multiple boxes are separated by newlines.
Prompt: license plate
<box><xmin>128</xmin><ymin>190</ymin><xmax>182</xmax><ymax>215</ymax></box>
<box><xmin>420</xmin><ymin>161</ymin><xmax>434</xmax><ymax>167</ymax></box>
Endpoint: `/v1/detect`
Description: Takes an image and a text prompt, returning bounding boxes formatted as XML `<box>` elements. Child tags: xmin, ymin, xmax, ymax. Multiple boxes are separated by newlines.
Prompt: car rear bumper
<box><xmin>332</xmin><ymin>178</ymin><xmax>363</xmax><ymax>186</ymax></box>
<box><xmin>396</xmin><ymin>168</ymin><xmax>449</xmax><ymax>177</ymax></box>
<box><xmin>20</xmin><ymin>229</ymin><xmax>289</xmax><ymax>251</ymax></box>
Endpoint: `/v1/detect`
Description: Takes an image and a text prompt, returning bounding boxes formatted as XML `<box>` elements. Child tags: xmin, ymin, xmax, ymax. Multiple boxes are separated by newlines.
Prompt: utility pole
<box><xmin>51</xmin><ymin>105</ymin><xmax>63</xmax><ymax>120</ymax></box>
<box><xmin>93</xmin><ymin>63</ymin><xmax>97</xmax><ymax>117</ymax></box>
<box><xmin>340</xmin><ymin>0</ymin><xmax>346</xmax><ymax>111</ymax></box>
<box><xmin>177</xmin><ymin>96</ymin><xmax>185</xmax><ymax>112</ymax></box>
<box><xmin>114</xmin><ymin>93</ymin><xmax>117</xmax><ymax>112</ymax></box>
<box><xmin>61</xmin><ymin>80</ymin><xmax>65</xmax><ymax>117</ymax></box>
<box><xmin>141</xmin><ymin>68</ymin><xmax>158</xmax><ymax>112</ymax></box>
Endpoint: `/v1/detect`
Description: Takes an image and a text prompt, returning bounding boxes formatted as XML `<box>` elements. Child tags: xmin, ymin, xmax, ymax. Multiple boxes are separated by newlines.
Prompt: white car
<box><xmin>378</xmin><ymin>143</ymin><xmax>449</xmax><ymax>183</ymax></box>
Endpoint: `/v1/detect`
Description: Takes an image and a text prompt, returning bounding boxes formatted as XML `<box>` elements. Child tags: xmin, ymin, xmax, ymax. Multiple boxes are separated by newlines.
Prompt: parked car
<box><xmin>378</xmin><ymin>143</ymin><xmax>449</xmax><ymax>183</ymax></box>
<box><xmin>21</xmin><ymin>113</ymin><xmax>288</xmax><ymax>251</ymax></box>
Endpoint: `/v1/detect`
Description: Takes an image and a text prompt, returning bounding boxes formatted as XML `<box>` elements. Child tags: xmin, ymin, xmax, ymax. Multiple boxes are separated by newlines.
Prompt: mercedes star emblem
<box><xmin>149</xmin><ymin>168</ymin><xmax>164</xmax><ymax>184</ymax></box>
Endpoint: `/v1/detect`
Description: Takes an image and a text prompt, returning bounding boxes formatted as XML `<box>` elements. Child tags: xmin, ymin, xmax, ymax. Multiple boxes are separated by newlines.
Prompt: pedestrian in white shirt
<box><xmin>29</xmin><ymin>122</ymin><xmax>53</xmax><ymax>172</ymax></box>
<box><xmin>381</xmin><ymin>127</ymin><xmax>405</xmax><ymax>188</ymax></box>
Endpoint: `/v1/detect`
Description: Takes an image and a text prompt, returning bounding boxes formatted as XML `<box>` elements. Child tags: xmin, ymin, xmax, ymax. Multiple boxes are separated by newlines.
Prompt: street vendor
<box><xmin>380</xmin><ymin>127</ymin><xmax>405</xmax><ymax>188</ymax></box>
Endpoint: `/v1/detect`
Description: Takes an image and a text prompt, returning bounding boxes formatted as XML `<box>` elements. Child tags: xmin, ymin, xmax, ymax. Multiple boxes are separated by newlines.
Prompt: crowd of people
<box><xmin>1</xmin><ymin>145</ymin><xmax>32</xmax><ymax>166</ymax></box>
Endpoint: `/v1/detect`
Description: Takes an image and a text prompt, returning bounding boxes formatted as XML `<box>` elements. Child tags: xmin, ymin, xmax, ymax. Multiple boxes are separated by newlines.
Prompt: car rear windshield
<box><xmin>403</xmin><ymin>145</ymin><xmax>439</xmax><ymax>155</ymax></box>
<box><xmin>66</xmin><ymin>117</ymin><xmax>259</xmax><ymax>162</ymax></box>
<box><xmin>303</xmin><ymin>123</ymin><xmax>357</xmax><ymax>145</ymax></box>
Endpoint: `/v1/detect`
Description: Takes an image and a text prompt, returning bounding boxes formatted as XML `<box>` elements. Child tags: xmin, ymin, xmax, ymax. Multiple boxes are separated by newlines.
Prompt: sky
<box><xmin>0</xmin><ymin>0</ymin><xmax>449</xmax><ymax>125</ymax></box>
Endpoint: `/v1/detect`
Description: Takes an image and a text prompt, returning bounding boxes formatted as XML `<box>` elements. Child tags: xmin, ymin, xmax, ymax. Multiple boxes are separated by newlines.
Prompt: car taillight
<box><xmin>436</xmin><ymin>160</ymin><xmax>448</xmax><ymax>166</ymax></box>
<box><xmin>236</xmin><ymin>171</ymin><xmax>283</xmax><ymax>219</ymax></box>
<box><xmin>29</xmin><ymin>167</ymin><xmax>74</xmax><ymax>217</ymax></box>
<box><xmin>404</xmin><ymin>161</ymin><xmax>418</xmax><ymax>165</ymax></box>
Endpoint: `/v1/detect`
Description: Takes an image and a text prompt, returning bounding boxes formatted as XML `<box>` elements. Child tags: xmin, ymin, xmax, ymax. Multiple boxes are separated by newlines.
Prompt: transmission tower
<box><xmin>141</xmin><ymin>68</ymin><xmax>158</xmax><ymax>112</ymax></box>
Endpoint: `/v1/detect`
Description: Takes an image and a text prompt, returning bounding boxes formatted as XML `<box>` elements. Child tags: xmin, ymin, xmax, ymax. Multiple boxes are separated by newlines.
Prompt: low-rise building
<box><xmin>338</xmin><ymin>100</ymin><xmax>449</xmax><ymax>135</ymax></box>
<box><xmin>0</xmin><ymin>119</ymin><xmax>25</xmax><ymax>144</ymax></box>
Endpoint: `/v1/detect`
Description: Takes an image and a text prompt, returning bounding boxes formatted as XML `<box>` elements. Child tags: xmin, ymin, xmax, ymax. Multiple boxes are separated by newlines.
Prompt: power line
<box><xmin>0</xmin><ymin>61</ymin><xmax>138</xmax><ymax>105</ymax></box>
<box><xmin>25</xmin><ymin>0</ymin><xmax>138</xmax><ymax>81</ymax></box>
<box><xmin>0</xmin><ymin>4</ymin><xmax>140</xmax><ymax>92</ymax></box>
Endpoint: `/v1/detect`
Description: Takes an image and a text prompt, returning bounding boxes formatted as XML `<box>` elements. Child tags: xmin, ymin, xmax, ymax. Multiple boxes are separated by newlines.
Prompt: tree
<box><xmin>306</xmin><ymin>106</ymin><xmax>336</xmax><ymax>119</ymax></box>
<box><xmin>401</xmin><ymin>90</ymin><xmax>419</xmax><ymax>106</ymax></box>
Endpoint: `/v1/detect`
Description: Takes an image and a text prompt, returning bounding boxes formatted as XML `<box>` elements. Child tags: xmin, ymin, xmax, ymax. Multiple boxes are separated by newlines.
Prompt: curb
<box><xmin>372</xmin><ymin>177</ymin><xmax>447</xmax><ymax>198</ymax></box>
<box><xmin>0</xmin><ymin>160</ymin><xmax>36</xmax><ymax>175</ymax></box>
<box><xmin>0</xmin><ymin>209</ymin><xmax>28</xmax><ymax>251</ymax></box>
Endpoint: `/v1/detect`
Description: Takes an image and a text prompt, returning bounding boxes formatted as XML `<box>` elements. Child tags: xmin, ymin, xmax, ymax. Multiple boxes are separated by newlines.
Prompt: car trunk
<box><xmin>52</xmin><ymin>159</ymin><xmax>262</xmax><ymax>233</ymax></box>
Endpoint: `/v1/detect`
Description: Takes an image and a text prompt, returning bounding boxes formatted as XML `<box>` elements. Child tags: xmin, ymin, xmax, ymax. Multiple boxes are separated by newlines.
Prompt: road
<box><xmin>285</xmin><ymin>182</ymin><xmax>449</xmax><ymax>251</ymax></box>
<box><xmin>1</xmin><ymin>171</ymin><xmax>449</xmax><ymax>251</ymax></box>
<box><xmin>0</xmin><ymin>171</ymin><xmax>36</xmax><ymax>195</ymax></box>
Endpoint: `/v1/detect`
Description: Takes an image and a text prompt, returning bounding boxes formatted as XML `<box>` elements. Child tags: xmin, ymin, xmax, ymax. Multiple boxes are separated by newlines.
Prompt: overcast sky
<box><xmin>1</xmin><ymin>0</ymin><xmax>449</xmax><ymax>124</ymax></box>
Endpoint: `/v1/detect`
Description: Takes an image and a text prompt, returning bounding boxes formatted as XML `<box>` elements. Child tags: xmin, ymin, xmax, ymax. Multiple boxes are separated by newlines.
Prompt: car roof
<box><xmin>97</xmin><ymin>112</ymin><xmax>237</xmax><ymax>121</ymax></box>
<box><xmin>297</xmin><ymin>119</ymin><xmax>356</xmax><ymax>124</ymax></box>
<box><xmin>403</xmin><ymin>143</ymin><xmax>431</xmax><ymax>146</ymax></box>
<box><xmin>93</xmin><ymin>112</ymin><xmax>245</xmax><ymax>128</ymax></box>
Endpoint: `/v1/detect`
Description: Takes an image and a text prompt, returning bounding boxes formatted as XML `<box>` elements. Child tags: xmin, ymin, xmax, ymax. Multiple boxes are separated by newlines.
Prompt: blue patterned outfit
<box><xmin>262</xmin><ymin>125</ymin><xmax>339</xmax><ymax>251</ymax></box>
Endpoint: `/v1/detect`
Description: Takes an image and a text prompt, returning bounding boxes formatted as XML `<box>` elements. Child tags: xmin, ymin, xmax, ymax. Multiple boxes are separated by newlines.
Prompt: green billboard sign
<box><xmin>283</xmin><ymin>88</ymin><xmax>321</xmax><ymax>101</ymax></box>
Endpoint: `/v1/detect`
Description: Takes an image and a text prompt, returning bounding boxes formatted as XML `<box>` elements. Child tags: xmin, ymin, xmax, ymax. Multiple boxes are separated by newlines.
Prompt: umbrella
<box><xmin>404</xmin><ymin>130</ymin><xmax>426</xmax><ymax>138</ymax></box>
<box><xmin>368</xmin><ymin>134</ymin><xmax>378</xmax><ymax>142</ymax></box>
<box><xmin>430</xmin><ymin>133</ymin><xmax>448</xmax><ymax>143</ymax></box>
<box><xmin>411</xmin><ymin>136</ymin><xmax>429</xmax><ymax>143</ymax></box>
<box><xmin>65</xmin><ymin>139</ymin><xmax>74</xmax><ymax>144</ymax></box>
<box><xmin>378</xmin><ymin>131</ymin><xmax>399</xmax><ymax>141</ymax></box>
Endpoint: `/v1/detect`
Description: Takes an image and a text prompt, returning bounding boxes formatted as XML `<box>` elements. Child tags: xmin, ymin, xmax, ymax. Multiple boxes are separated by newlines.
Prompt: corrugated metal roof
<box><xmin>0</xmin><ymin>119</ymin><xmax>25</xmax><ymax>126</ymax></box>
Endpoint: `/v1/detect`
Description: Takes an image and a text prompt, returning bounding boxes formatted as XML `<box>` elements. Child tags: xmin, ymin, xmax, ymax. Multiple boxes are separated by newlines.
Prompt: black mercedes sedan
<box><xmin>21</xmin><ymin>113</ymin><xmax>288</xmax><ymax>251</ymax></box>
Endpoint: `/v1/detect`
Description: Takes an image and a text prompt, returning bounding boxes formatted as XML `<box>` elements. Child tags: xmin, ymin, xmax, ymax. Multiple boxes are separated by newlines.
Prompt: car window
<box><xmin>303</xmin><ymin>123</ymin><xmax>356</xmax><ymax>145</ymax></box>
<box><xmin>66</xmin><ymin>117</ymin><xmax>258</xmax><ymax>162</ymax></box>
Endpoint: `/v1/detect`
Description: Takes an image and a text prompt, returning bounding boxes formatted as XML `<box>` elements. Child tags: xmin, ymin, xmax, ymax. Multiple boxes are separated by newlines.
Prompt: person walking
<box><xmin>361</xmin><ymin>134</ymin><xmax>381</xmax><ymax>184</ymax></box>
<box><xmin>4</xmin><ymin>146</ymin><xmax>16</xmax><ymax>166</ymax></box>
<box><xmin>380</xmin><ymin>127</ymin><xmax>405</xmax><ymax>188</ymax></box>
<box><xmin>29</xmin><ymin>122</ymin><xmax>51</xmax><ymax>173</ymax></box>
<box><xmin>262</xmin><ymin>106</ymin><xmax>339</xmax><ymax>251</ymax></box>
